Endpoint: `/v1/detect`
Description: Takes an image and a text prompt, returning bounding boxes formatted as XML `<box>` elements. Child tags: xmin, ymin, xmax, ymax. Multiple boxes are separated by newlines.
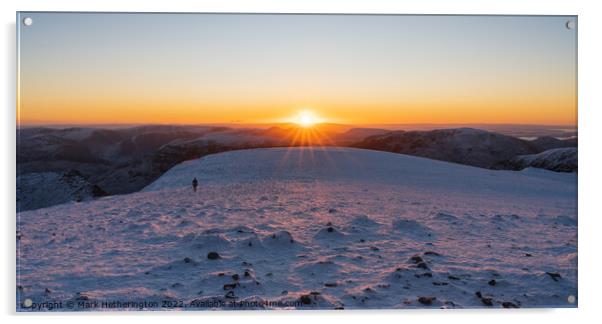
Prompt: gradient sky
<box><xmin>17</xmin><ymin>13</ymin><xmax>577</xmax><ymax>126</ymax></box>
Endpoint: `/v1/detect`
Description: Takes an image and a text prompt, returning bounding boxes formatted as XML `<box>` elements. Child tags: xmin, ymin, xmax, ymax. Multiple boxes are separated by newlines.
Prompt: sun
<box><xmin>295</xmin><ymin>111</ymin><xmax>319</xmax><ymax>128</ymax></box>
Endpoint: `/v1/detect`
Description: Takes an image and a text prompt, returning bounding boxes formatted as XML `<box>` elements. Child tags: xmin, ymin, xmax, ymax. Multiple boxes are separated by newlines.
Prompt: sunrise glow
<box><xmin>17</xmin><ymin>14</ymin><xmax>577</xmax><ymax>126</ymax></box>
<box><xmin>295</xmin><ymin>111</ymin><xmax>320</xmax><ymax>128</ymax></box>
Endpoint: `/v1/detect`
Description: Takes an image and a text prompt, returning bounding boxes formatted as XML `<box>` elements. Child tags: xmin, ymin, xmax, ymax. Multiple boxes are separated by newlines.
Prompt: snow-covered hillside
<box><xmin>506</xmin><ymin>148</ymin><xmax>577</xmax><ymax>173</ymax></box>
<box><xmin>17</xmin><ymin>171</ymin><xmax>107</xmax><ymax>212</ymax></box>
<box><xmin>17</xmin><ymin>147</ymin><xmax>577</xmax><ymax>310</ymax></box>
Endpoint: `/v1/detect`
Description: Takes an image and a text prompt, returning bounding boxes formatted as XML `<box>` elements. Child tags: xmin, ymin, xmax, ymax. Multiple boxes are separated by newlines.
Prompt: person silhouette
<box><xmin>192</xmin><ymin>177</ymin><xmax>198</xmax><ymax>192</ymax></box>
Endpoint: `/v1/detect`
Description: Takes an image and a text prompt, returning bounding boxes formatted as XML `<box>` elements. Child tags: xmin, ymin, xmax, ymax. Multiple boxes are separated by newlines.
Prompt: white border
<box><xmin>2</xmin><ymin>1</ymin><xmax>601</xmax><ymax>323</ymax></box>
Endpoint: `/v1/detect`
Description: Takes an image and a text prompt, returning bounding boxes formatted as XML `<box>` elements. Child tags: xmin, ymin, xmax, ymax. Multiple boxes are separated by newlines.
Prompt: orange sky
<box><xmin>17</xmin><ymin>13</ymin><xmax>577</xmax><ymax>126</ymax></box>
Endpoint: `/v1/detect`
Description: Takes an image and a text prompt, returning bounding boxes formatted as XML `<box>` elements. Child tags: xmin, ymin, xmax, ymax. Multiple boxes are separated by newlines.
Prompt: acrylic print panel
<box><xmin>16</xmin><ymin>12</ymin><xmax>577</xmax><ymax>311</ymax></box>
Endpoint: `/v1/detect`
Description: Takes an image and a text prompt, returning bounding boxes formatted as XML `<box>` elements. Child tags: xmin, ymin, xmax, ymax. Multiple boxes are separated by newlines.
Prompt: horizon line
<box><xmin>17</xmin><ymin>121</ymin><xmax>577</xmax><ymax>127</ymax></box>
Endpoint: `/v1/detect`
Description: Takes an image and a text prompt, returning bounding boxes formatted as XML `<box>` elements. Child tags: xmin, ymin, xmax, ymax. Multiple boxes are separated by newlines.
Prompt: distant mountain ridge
<box><xmin>501</xmin><ymin>148</ymin><xmax>577</xmax><ymax>173</ymax></box>
<box><xmin>352</xmin><ymin>128</ymin><xmax>577</xmax><ymax>169</ymax></box>
<box><xmin>17</xmin><ymin>125</ymin><xmax>577</xmax><ymax>211</ymax></box>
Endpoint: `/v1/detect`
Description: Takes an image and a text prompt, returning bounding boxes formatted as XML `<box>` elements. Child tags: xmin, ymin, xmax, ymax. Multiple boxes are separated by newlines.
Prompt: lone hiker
<box><xmin>192</xmin><ymin>177</ymin><xmax>198</xmax><ymax>192</ymax></box>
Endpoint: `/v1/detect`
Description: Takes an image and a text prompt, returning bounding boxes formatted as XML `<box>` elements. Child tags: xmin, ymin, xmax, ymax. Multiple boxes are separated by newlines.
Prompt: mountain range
<box><xmin>17</xmin><ymin>124</ymin><xmax>577</xmax><ymax>211</ymax></box>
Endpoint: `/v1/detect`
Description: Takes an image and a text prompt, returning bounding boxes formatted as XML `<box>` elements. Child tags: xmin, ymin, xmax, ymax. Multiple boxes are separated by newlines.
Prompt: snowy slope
<box><xmin>507</xmin><ymin>148</ymin><xmax>577</xmax><ymax>172</ymax></box>
<box><xmin>145</xmin><ymin>147</ymin><xmax>574</xmax><ymax>198</ymax></box>
<box><xmin>17</xmin><ymin>171</ymin><xmax>107</xmax><ymax>212</ymax></box>
<box><xmin>17</xmin><ymin>147</ymin><xmax>577</xmax><ymax>310</ymax></box>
